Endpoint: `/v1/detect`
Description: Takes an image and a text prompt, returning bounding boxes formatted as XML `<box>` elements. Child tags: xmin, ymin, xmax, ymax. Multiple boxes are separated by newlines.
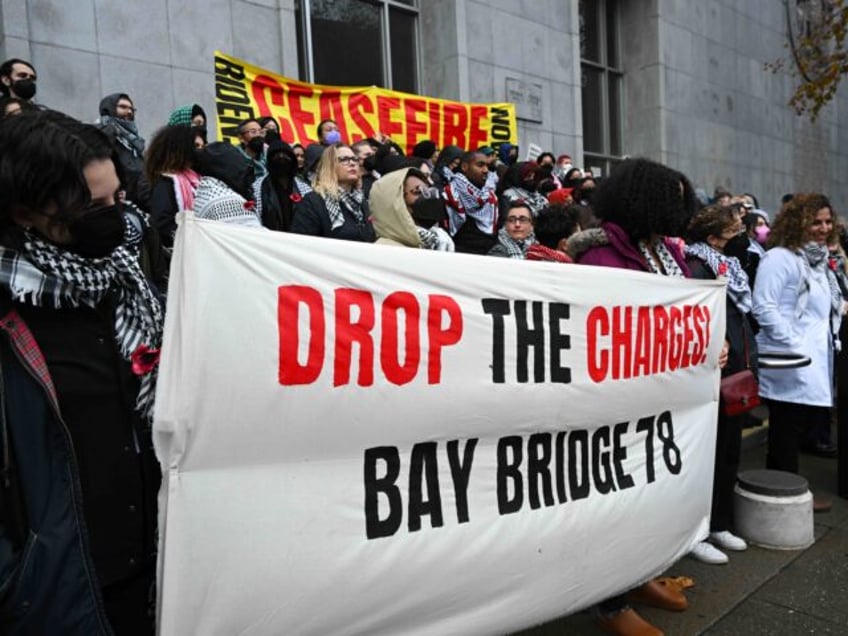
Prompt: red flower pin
<box><xmin>717</xmin><ymin>262</ymin><xmax>728</xmax><ymax>276</ymax></box>
<box><xmin>243</xmin><ymin>200</ymin><xmax>256</xmax><ymax>211</ymax></box>
<box><xmin>290</xmin><ymin>192</ymin><xmax>303</xmax><ymax>203</ymax></box>
<box><xmin>131</xmin><ymin>344</ymin><xmax>161</xmax><ymax>376</ymax></box>
<box><xmin>829</xmin><ymin>257</ymin><xmax>838</xmax><ymax>271</ymax></box>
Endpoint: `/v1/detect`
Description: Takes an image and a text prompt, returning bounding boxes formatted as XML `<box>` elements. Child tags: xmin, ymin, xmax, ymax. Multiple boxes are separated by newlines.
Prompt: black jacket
<box><xmin>291</xmin><ymin>191</ymin><xmax>375</xmax><ymax>243</ymax></box>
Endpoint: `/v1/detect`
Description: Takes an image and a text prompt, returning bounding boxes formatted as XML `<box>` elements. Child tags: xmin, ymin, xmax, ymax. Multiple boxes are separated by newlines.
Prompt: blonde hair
<box><xmin>312</xmin><ymin>143</ymin><xmax>351</xmax><ymax>201</ymax></box>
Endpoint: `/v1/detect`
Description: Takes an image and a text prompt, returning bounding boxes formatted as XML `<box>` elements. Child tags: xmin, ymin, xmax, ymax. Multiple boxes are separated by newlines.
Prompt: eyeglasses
<box><xmin>506</xmin><ymin>216</ymin><xmax>532</xmax><ymax>224</ymax></box>
<box><xmin>337</xmin><ymin>156</ymin><xmax>359</xmax><ymax>165</ymax></box>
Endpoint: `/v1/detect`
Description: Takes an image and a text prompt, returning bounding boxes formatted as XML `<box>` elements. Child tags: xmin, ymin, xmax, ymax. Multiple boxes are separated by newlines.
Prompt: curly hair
<box><xmin>144</xmin><ymin>125</ymin><xmax>197</xmax><ymax>185</ymax></box>
<box><xmin>591</xmin><ymin>157</ymin><xmax>696</xmax><ymax>241</ymax></box>
<box><xmin>533</xmin><ymin>204</ymin><xmax>581</xmax><ymax>248</ymax></box>
<box><xmin>685</xmin><ymin>204</ymin><xmax>737</xmax><ymax>244</ymax></box>
<box><xmin>768</xmin><ymin>193</ymin><xmax>837</xmax><ymax>250</ymax></box>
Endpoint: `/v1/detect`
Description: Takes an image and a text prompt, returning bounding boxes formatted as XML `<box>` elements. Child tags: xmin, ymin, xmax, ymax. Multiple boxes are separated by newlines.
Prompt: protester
<box><xmin>97</xmin><ymin>93</ymin><xmax>147</xmax><ymax>205</ymax></box>
<box><xmin>0</xmin><ymin>110</ymin><xmax>164</xmax><ymax>634</ymax></box>
<box><xmin>370</xmin><ymin>167</ymin><xmax>452</xmax><ymax>250</ymax></box>
<box><xmin>236</xmin><ymin>117</ymin><xmax>267</xmax><ymax>180</ymax></box>
<box><xmin>193</xmin><ymin>142</ymin><xmax>262</xmax><ymax>227</ymax></box>
<box><xmin>571</xmin><ymin>157</ymin><xmax>701</xmax><ymax>636</ymax></box>
<box><xmin>0</xmin><ymin>58</ymin><xmax>37</xmax><ymax>101</ymax></box>
<box><xmin>290</xmin><ymin>143</ymin><xmax>375</xmax><ymax>242</ymax></box>
<box><xmin>167</xmin><ymin>103</ymin><xmax>206</xmax><ymax>128</ymax></box>
<box><xmin>526</xmin><ymin>204</ymin><xmax>581</xmax><ymax>262</ymax></box>
<box><xmin>499</xmin><ymin>161</ymin><xmax>549</xmax><ymax>218</ymax></box>
<box><xmin>444</xmin><ymin>150</ymin><xmax>499</xmax><ymax>254</ymax></box>
<box><xmin>685</xmin><ymin>204</ymin><xmax>757</xmax><ymax>564</ymax></box>
<box><xmin>411</xmin><ymin>139</ymin><xmax>438</xmax><ymax>165</ymax></box>
<box><xmin>489</xmin><ymin>200</ymin><xmax>537</xmax><ymax>258</ymax></box>
<box><xmin>752</xmin><ymin>193</ymin><xmax>844</xmax><ymax>512</ymax></box>
<box><xmin>257</xmin><ymin>139</ymin><xmax>302</xmax><ymax>231</ymax></box>
<box><xmin>144</xmin><ymin>124</ymin><xmax>200</xmax><ymax>247</ymax></box>
<box><xmin>292</xmin><ymin>142</ymin><xmax>306</xmax><ymax>176</ymax></box>
<box><xmin>431</xmin><ymin>144</ymin><xmax>463</xmax><ymax>189</ymax></box>
<box><xmin>316</xmin><ymin>118</ymin><xmax>342</xmax><ymax>145</ymax></box>
<box><xmin>353</xmin><ymin>138</ymin><xmax>379</xmax><ymax>198</ymax></box>
<box><xmin>258</xmin><ymin>115</ymin><xmax>280</xmax><ymax>141</ymax></box>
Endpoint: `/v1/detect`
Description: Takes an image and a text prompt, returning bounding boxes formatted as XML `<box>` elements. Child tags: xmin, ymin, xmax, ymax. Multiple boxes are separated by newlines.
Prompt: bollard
<box><xmin>733</xmin><ymin>469</ymin><xmax>814</xmax><ymax>550</ymax></box>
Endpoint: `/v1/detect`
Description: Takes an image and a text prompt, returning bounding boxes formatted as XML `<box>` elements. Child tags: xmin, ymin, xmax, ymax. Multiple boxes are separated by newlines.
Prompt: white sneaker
<box><xmin>710</xmin><ymin>530</ymin><xmax>748</xmax><ymax>551</ymax></box>
<box><xmin>689</xmin><ymin>540</ymin><xmax>729</xmax><ymax>564</ymax></box>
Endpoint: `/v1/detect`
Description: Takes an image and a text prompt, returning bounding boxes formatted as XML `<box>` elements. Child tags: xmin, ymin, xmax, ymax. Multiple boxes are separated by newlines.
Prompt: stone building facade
<box><xmin>2</xmin><ymin>0</ymin><xmax>846</xmax><ymax>212</ymax></box>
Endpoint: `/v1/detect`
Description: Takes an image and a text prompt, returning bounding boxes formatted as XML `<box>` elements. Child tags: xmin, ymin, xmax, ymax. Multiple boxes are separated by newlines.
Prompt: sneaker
<box><xmin>709</xmin><ymin>530</ymin><xmax>748</xmax><ymax>551</ymax></box>
<box><xmin>689</xmin><ymin>540</ymin><xmax>728</xmax><ymax>564</ymax></box>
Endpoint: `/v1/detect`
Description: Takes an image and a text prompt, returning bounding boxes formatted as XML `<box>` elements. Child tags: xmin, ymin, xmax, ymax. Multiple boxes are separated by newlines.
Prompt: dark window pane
<box><xmin>606</xmin><ymin>0</ymin><xmax>619</xmax><ymax>68</ymax></box>
<box><xmin>310</xmin><ymin>0</ymin><xmax>383</xmax><ymax>87</ymax></box>
<box><xmin>581</xmin><ymin>66</ymin><xmax>604</xmax><ymax>153</ymax></box>
<box><xmin>579</xmin><ymin>0</ymin><xmax>601</xmax><ymax>63</ymax></box>
<box><xmin>390</xmin><ymin>8</ymin><xmax>417</xmax><ymax>93</ymax></box>
<box><xmin>608</xmin><ymin>73</ymin><xmax>622</xmax><ymax>155</ymax></box>
<box><xmin>295</xmin><ymin>0</ymin><xmax>308</xmax><ymax>81</ymax></box>
<box><xmin>392</xmin><ymin>0</ymin><xmax>417</xmax><ymax>5</ymax></box>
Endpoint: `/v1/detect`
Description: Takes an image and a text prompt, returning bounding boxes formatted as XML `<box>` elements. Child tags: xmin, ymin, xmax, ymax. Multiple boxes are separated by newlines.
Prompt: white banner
<box><xmin>154</xmin><ymin>214</ymin><xmax>726</xmax><ymax>635</ymax></box>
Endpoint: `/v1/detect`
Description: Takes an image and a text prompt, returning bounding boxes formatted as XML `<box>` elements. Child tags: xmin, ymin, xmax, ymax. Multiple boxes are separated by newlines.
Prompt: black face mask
<box><xmin>724</xmin><ymin>232</ymin><xmax>750</xmax><ymax>262</ymax></box>
<box><xmin>247</xmin><ymin>137</ymin><xmax>265</xmax><ymax>155</ymax></box>
<box><xmin>11</xmin><ymin>79</ymin><xmax>36</xmax><ymax>100</ymax></box>
<box><xmin>581</xmin><ymin>188</ymin><xmax>595</xmax><ymax>204</ymax></box>
<box><xmin>67</xmin><ymin>204</ymin><xmax>126</xmax><ymax>258</ymax></box>
<box><xmin>264</xmin><ymin>130</ymin><xmax>281</xmax><ymax>144</ymax></box>
<box><xmin>362</xmin><ymin>155</ymin><xmax>377</xmax><ymax>173</ymax></box>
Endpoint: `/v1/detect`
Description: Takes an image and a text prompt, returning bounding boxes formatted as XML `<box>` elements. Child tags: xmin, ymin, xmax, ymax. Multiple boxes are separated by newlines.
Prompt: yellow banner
<box><xmin>214</xmin><ymin>51</ymin><xmax>517</xmax><ymax>152</ymax></box>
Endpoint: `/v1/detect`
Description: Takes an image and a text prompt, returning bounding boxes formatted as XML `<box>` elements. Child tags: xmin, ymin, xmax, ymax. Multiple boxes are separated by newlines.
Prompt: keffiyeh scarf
<box><xmin>0</xmin><ymin>231</ymin><xmax>164</xmax><ymax>419</ymax></box>
<box><xmin>323</xmin><ymin>189</ymin><xmax>365</xmax><ymax>231</ymax></box>
<box><xmin>684</xmin><ymin>241</ymin><xmax>753</xmax><ymax>313</ymax></box>
<box><xmin>638</xmin><ymin>239</ymin><xmax>685</xmax><ymax>278</ymax></box>
<box><xmin>799</xmin><ymin>242</ymin><xmax>843</xmax><ymax>350</ymax></box>
<box><xmin>496</xmin><ymin>227</ymin><xmax>536</xmax><ymax>259</ymax></box>
<box><xmin>445</xmin><ymin>173</ymin><xmax>499</xmax><ymax>236</ymax></box>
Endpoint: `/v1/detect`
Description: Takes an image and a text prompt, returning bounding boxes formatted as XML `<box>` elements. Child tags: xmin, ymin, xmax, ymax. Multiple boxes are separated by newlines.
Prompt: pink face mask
<box><xmin>754</xmin><ymin>225</ymin><xmax>770</xmax><ymax>245</ymax></box>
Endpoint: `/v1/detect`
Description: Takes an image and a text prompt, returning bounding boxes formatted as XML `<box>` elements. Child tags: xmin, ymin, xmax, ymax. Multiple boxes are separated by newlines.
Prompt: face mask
<box><xmin>264</xmin><ymin>130</ymin><xmax>281</xmax><ymax>144</ymax></box>
<box><xmin>11</xmin><ymin>78</ymin><xmax>36</xmax><ymax>100</ymax></box>
<box><xmin>247</xmin><ymin>137</ymin><xmax>265</xmax><ymax>155</ymax></box>
<box><xmin>324</xmin><ymin>130</ymin><xmax>341</xmax><ymax>144</ymax></box>
<box><xmin>67</xmin><ymin>204</ymin><xmax>126</xmax><ymax>258</ymax></box>
<box><xmin>754</xmin><ymin>225</ymin><xmax>770</xmax><ymax>245</ymax></box>
<box><xmin>723</xmin><ymin>232</ymin><xmax>750</xmax><ymax>261</ymax></box>
<box><xmin>581</xmin><ymin>188</ymin><xmax>595</xmax><ymax>203</ymax></box>
<box><xmin>362</xmin><ymin>155</ymin><xmax>377</xmax><ymax>172</ymax></box>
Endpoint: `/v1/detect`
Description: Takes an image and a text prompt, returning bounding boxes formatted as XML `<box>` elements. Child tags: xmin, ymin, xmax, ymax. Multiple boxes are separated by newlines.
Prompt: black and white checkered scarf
<box><xmin>0</xmin><ymin>229</ymin><xmax>164</xmax><ymax>419</ymax></box>
<box><xmin>323</xmin><ymin>189</ymin><xmax>365</xmax><ymax>231</ymax></box>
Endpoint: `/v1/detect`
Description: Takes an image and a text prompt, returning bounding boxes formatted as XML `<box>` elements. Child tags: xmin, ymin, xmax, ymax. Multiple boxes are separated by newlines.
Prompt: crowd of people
<box><xmin>1</xmin><ymin>56</ymin><xmax>845</xmax><ymax>636</ymax></box>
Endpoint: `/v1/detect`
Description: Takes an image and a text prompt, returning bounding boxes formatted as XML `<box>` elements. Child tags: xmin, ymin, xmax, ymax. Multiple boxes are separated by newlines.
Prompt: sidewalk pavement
<box><xmin>515</xmin><ymin>426</ymin><xmax>848</xmax><ymax>636</ymax></box>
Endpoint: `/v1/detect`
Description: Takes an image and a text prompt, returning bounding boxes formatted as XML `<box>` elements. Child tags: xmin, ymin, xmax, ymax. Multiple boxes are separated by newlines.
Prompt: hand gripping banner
<box><xmin>214</xmin><ymin>51</ymin><xmax>517</xmax><ymax>152</ymax></box>
<box><xmin>155</xmin><ymin>214</ymin><xmax>725</xmax><ymax>635</ymax></box>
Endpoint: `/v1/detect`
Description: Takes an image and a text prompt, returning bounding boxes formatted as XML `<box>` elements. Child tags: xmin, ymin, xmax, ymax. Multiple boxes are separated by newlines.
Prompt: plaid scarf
<box><xmin>684</xmin><ymin>241</ymin><xmax>752</xmax><ymax>313</ymax></box>
<box><xmin>0</xmin><ymin>230</ymin><xmax>164</xmax><ymax>419</ymax></box>
<box><xmin>323</xmin><ymin>189</ymin><xmax>365</xmax><ymax>231</ymax></box>
<box><xmin>445</xmin><ymin>173</ymin><xmax>498</xmax><ymax>236</ymax></box>
<box><xmin>526</xmin><ymin>243</ymin><xmax>573</xmax><ymax>263</ymax></box>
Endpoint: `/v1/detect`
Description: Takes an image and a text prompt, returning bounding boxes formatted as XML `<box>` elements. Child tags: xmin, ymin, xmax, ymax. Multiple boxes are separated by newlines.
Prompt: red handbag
<box><xmin>720</xmin><ymin>336</ymin><xmax>760</xmax><ymax>417</ymax></box>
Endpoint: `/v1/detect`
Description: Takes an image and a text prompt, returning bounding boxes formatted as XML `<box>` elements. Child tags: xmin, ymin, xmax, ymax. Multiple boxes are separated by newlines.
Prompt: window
<box><xmin>579</xmin><ymin>0</ymin><xmax>623</xmax><ymax>177</ymax></box>
<box><xmin>295</xmin><ymin>0</ymin><xmax>419</xmax><ymax>93</ymax></box>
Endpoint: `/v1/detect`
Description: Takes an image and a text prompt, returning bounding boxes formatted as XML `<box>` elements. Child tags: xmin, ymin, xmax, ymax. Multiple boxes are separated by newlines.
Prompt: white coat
<box><xmin>753</xmin><ymin>247</ymin><xmax>834</xmax><ymax>407</ymax></box>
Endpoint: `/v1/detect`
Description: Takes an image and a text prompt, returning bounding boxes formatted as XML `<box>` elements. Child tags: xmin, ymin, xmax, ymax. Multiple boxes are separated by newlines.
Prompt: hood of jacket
<box><xmin>99</xmin><ymin>93</ymin><xmax>131</xmax><ymax>117</ymax></box>
<box><xmin>369</xmin><ymin>168</ymin><xmax>420</xmax><ymax>248</ymax></box>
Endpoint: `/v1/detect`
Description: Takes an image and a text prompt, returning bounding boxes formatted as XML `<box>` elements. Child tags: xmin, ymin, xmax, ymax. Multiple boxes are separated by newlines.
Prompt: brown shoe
<box><xmin>813</xmin><ymin>496</ymin><xmax>832</xmax><ymax>513</ymax></box>
<box><xmin>627</xmin><ymin>578</ymin><xmax>688</xmax><ymax>612</ymax></box>
<box><xmin>596</xmin><ymin>608</ymin><xmax>664</xmax><ymax>636</ymax></box>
